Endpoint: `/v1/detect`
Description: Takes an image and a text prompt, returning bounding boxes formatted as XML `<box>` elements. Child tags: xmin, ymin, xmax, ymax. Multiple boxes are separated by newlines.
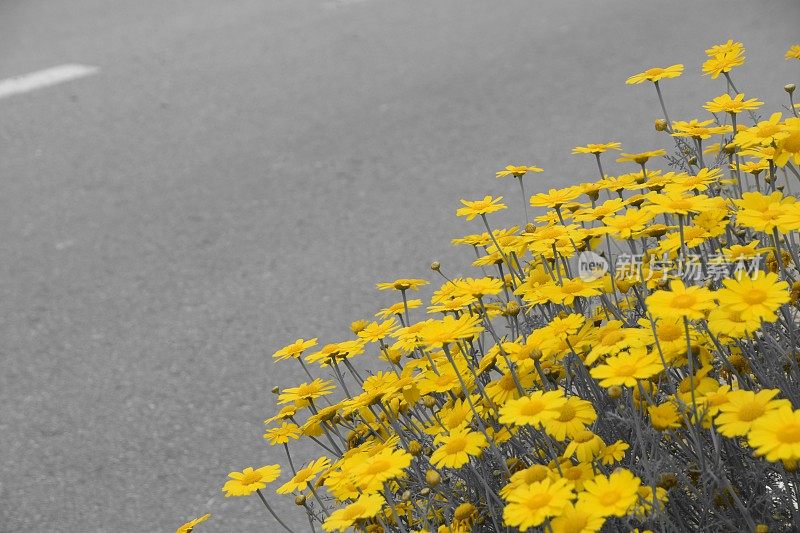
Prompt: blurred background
<box><xmin>1</xmin><ymin>0</ymin><xmax>798</xmax><ymax>530</ymax></box>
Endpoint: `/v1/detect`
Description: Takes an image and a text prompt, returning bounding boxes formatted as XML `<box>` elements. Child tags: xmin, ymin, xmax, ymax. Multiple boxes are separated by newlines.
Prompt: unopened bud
<box><xmin>654</xmin><ymin>118</ymin><xmax>668</xmax><ymax>132</ymax></box>
<box><xmin>271</xmin><ymin>386</ymin><xmax>280</xmax><ymax>394</ymax></box>
<box><xmin>608</xmin><ymin>386</ymin><xmax>623</xmax><ymax>399</ymax></box>
<box><xmin>295</xmin><ymin>495</ymin><xmax>306</xmax><ymax>506</ymax></box>
<box><xmin>408</xmin><ymin>440</ymin><xmax>423</xmax><ymax>456</ymax></box>
<box><xmin>505</xmin><ymin>301</ymin><xmax>521</xmax><ymax>317</ymax></box>
<box><xmin>722</xmin><ymin>143</ymin><xmax>736</xmax><ymax>155</ymax></box>
<box><xmin>755</xmin><ymin>525</ymin><xmax>769</xmax><ymax>533</ymax></box>
<box><xmin>430</xmin><ymin>261</ymin><xmax>441</xmax><ymax>271</ymax></box>
<box><xmin>785</xmin><ymin>84</ymin><xmax>796</xmax><ymax>95</ymax></box>
<box><xmin>425</xmin><ymin>469</ymin><xmax>441</xmax><ymax>487</ymax></box>
<box><xmin>401</xmin><ymin>490</ymin><xmax>411</xmax><ymax>502</ymax></box>
<box><xmin>350</xmin><ymin>320</ymin><xmax>368</xmax><ymax>334</ymax></box>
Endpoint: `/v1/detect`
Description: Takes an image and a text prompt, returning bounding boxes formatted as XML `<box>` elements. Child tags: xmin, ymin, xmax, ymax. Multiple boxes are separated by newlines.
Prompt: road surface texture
<box><xmin>1</xmin><ymin>0</ymin><xmax>798</xmax><ymax>530</ymax></box>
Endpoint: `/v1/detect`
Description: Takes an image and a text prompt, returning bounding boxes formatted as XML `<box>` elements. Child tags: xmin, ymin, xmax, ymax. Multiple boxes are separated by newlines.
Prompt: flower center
<box><xmin>738</xmin><ymin>401</ymin><xmax>765</xmax><ymax>422</ymax></box>
<box><xmin>526</xmin><ymin>492</ymin><xmax>553</xmax><ymax>509</ymax></box>
<box><xmin>783</xmin><ymin>132</ymin><xmax>800</xmax><ymax>153</ymax></box>
<box><xmin>445</xmin><ymin>436</ymin><xmax>468</xmax><ymax>454</ymax></box>
<box><xmin>520</xmin><ymin>400</ymin><xmax>546</xmax><ymax>416</ymax></box>
<box><xmin>778</xmin><ymin>422</ymin><xmax>800</xmax><ymax>443</ymax></box>
<box><xmin>671</xmin><ymin>293</ymin><xmax>697</xmax><ymax>309</ymax></box>
<box><xmin>658</xmin><ymin>324</ymin><xmax>682</xmax><ymax>341</ymax></box>
<box><xmin>561</xmin><ymin>280</ymin><xmax>584</xmax><ymax>294</ymax></box>
<box><xmin>557</xmin><ymin>403</ymin><xmax>577</xmax><ymax>422</ymax></box>
<box><xmin>601</xmin><ymin>328</ymin><xmax>627</xmax><ymax>346</ymax></box>
<box><xmin>239</xmin><ymin>471</ymin><xmax>262</xmax><ymax>485</ymax></box>
<box><xmin>615</xmin><ymin>362</ymin><xmax>638</xmax><ymax>377</ymax></box>
<box><xmin>364</xmin><ymin>459</ymin><xmax>391</xmax><ymax>475</ymax></box>
<box><xmin>599</xmin><ymin>490</ymin><xmax>620</xmax><ymax>506</ymax></box>
<box><xmin>343</xmin><ymin>503</ymin><xmax>367</xmax><ymax>519</ymax></box>
<box><xmin>757</xmin><ymin>124</ymin><xmax>781</xmax><ymax>138</ymax></box>
<box><xmin>742</xmin><ymin>289</ymin><xmax>767</xmax><ymax>305</ymax></box>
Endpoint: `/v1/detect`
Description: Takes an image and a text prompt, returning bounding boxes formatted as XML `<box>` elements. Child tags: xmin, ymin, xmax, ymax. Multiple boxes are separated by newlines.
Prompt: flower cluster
<box><xmin>179</xmin><ymin>42</ymin><xmax>800</xmax><ymax>532</ymax></box>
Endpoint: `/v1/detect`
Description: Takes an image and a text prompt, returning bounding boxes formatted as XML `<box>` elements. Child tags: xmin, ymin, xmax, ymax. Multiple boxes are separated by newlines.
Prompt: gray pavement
<box><xmin>1</xmin><ymin>0</ymin><xmax>798</xmax><ymax>530</ymax></box>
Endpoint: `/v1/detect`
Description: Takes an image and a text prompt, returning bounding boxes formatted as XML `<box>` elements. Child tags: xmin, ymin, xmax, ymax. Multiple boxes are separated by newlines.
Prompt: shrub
<box><xmin>180</xmin><ymin>41</ymin><xmax>800</xmax><ymax>533</ymax></box>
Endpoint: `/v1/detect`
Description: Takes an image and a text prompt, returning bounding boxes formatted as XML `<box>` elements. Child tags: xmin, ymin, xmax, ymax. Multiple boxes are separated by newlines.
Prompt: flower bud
<box><xmin>755</xmin><ymin>525</ymin><xmax>769</xmax><ymax>533</ymax></box>
<box><xmin>654</xmin><ymin>118</ymin><xmax>668</xmax><ymax>131</ymax></box>
<box><xmin>426</xmin><ymin>469</ymin><xmax>442</xmax><ymax>487</ymax></box>
<box><xmin>271</xmin><ymin>386</ymin><xmax>280</xmax><ymax>394</ymax></box>
<box><xmin>722</xmin><ymin>143</ymin><xmax>736</xmax><ymax>155</ymax></box>
<box><xmin>430</xmin><ymin>261</ymin><xmax>441</xmax><ymax>271</ymax></box>
<box><xmin>408</xmin><ymin>440</ymin><xmax>423</xmax><ymax>456</ymax></box>
<box><xmin>608</xmin><ymin>386</ymin><xmax>623</xmax><ymax>399</ymax></box>
<box><xmin>350</xmin><ymin>320</ymin><xmax>368</xmax><ymax>334</ymax></box>
<box><xmin>785</xmin><ymin>83</ymin><xmax>796</xmax><ymax>95</ymax></box>
<box><xmin>658</xmin><ymin>472</ymin><xmax>678</xmax><ymax>489</ymax></box>
<box><xmin>295</xmin><ymin>495</ymin><xmax>306</xmax><ymax>506</ymax></box>
<box><xmin>504</xmin><ymin>301</ymin><xmax>521</xmax><ymax>317</ymax></box>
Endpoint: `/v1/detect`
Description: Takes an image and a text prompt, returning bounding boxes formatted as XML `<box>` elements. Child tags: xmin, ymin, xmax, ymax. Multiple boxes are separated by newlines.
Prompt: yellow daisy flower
<box><xmin>176</xmin><ymin>514</ymin><xmax>211</xmax><ymax>533</ymax></box>
<box><xmin>626</xmin><ymin>64</ymin><xmax>684</xmax><ymax>85</ymax></box>
<box><xmin>222</xmin><ymin>465</ymin><xmax>281</xmax><ymax>497</ymax></box>
<box><xmin>578</xmin><ymin>469</ymin><xmax>641</xmax><ymax>517</ymax></box>
<box><xmin>322</xmin><ymin>494</ymin><xmax>384</xmax><ymax>532</ymax></box>
<box><xmin>503</xmin><ymin>478</ymin><xmax>575</xmax><ymax>530</ymax></box>
<box><xmin>430</xmin><ymin>426</ymin><xmax>487</xmax><ymax>469</ymax></box>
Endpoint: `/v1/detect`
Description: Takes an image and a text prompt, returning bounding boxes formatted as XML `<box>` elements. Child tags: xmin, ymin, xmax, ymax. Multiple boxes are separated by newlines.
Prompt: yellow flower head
<box><xmin>176</xmin><ymin>514</ymin><xmax>211</xmax><ymax>533</ymax></box>
<box><xmin>222</xmin><ymin>465</ymin><xmax>281</xmax><ymax>497</ymax></box>
<box><xmin>430</xmin><ymin>426</ymin><xmax>487</xmax><ymax>469</ymax></box>
<box><xmin>626</xmin><ymin>64</ymin><xmax>684</xmax><ymax>85</ymax></box>
<box><xmin>496</xmin><ymin>164</ymin><xmax>544</xmax><ymax>178</ymax></box>
<box><xmin>572</xmin><ymin>142</ymin><xmax>622</xmax><ymax>155</ymax></box>
<box><xmin>503</xmin><ymin>478</ymin><xmax>575</xmax><ymax>530</ymax></box>
<box><xmin>616</xmin><ymin>149</ymin><xmax>667</xmax><ymax>165</ymax></box>
<box><xmin>578</xmin><ymin>469</ymin><xmax>641</xmax><ymax>517</ymax></box>
<box><xmin>456</xmin><ymin>195</ymin><xmax>507</xmax><ymax>220</ymax></box>
<box><xmin>704</xmin><ymin>93</ymin><xmax>763</xmax><ymax>115</ymax></box>
<box><xmin>322</xmin><ymin>494</ymin><xmax>384</xmax><ymax>533</ymax></box>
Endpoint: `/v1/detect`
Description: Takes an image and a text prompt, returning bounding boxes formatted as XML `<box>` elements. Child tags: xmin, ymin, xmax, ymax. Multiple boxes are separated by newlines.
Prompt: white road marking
<box><xmin>0</xmin><ymin>64</ymin><xmax>99</xmax><ymax>100</ymax></box>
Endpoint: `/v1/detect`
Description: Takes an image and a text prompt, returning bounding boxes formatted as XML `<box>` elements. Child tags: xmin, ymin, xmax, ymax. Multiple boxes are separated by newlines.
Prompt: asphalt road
<box><xmin>1</xmin><ymin>0</ymin><xmax>798</xmax><ymax>531</ymax></box>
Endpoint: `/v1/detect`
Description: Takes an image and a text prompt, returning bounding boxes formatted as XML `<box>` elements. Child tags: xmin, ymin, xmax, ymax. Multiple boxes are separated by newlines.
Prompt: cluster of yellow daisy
<box><xmin>178</xmin><ymin>42</ymin><xmax>800</xmax><ymax>532</ymax></box>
